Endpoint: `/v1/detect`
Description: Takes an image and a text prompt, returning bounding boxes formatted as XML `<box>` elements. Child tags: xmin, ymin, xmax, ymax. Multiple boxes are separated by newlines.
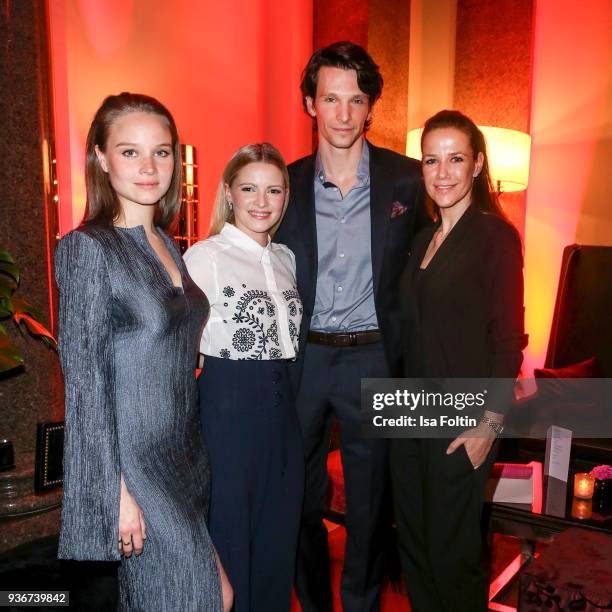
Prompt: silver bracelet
<box><xmin>480</xmin><ymin>416</ymin><xmax>504</xmax><ymax>436</ymax></box>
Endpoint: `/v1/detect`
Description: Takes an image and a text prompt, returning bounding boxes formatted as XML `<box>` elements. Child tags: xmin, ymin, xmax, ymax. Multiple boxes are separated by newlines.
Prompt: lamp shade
<box><xmin>406</xmin><ymin>126</ymin><xmax>531</xmax><ymax>192</ymax></box>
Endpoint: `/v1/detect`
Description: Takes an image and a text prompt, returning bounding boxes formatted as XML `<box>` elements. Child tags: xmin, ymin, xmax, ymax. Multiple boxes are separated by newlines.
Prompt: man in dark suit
<box><xmin>275</xmin><ymin>41</ymin><xmax>423</xmax><ymax>611</ymax></box>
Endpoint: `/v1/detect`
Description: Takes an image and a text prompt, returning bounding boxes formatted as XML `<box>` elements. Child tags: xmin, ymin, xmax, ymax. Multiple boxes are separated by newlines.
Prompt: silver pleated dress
<box><xmin>54</xmin><ymin>225</ymin><xmax>222</xmax><ymax>612</ymax></box>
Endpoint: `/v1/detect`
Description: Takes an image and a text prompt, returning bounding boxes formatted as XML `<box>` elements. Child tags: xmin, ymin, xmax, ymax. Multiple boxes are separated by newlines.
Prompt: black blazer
<box><xmin>400</xmin><ymin>204</ymin><xmax>526</xmax><ymax>389</ymax></box>
<box><xmin>275</xmin><ymin>141</ymin><xmax>424</xmax><ymax>383</ymax></box>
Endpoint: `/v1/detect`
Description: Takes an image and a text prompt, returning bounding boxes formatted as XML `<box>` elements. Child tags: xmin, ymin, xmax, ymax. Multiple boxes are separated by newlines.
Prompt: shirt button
<box><xmin>339</xmin><ymin>252</ymin><xmax>345</xmax><ymax>258</ymax></box>
<box><xmin>337</xmin><ymin>286</ymin><xmax>343</xmax><ymax>293</ymax></box>
<box><xmin>340</xmin><ymin>217</ymin><xmax>346</xmax><ymax>224</ymax></box>
<box><xmin>331</xmin><ymin>316</ymin><xmax>337</xmax><ymax>322</ymax></box>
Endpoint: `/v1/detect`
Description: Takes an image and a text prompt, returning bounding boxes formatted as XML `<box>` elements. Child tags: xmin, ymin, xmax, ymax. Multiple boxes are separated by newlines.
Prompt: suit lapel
<box><xmin>369</xmin><ymin>143</ymin><xmax>394</xmax><ymax>297</ymax></box>
<box><xmin>293</xmin><ymin>154</ymin><xmax>318</xmax><ymax>311</ymax></box>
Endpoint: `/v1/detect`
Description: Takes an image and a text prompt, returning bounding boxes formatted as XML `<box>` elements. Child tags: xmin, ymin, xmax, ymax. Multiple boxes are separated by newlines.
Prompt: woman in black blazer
<box><xmin>390</xmin><ymin>110</ymin><xmax>526</xmax><ymax>612</ymax></box>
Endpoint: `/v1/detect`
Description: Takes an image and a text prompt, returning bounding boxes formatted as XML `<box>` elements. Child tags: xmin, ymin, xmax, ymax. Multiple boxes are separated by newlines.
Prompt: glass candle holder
<box><xmin>574</xmin><ymin>473</ymin><xmax>596</xmax><ymax>499</ymax></box>
<box><xmin>571</xmin><ymin>498</ymin><xmax>592</xmax><ymax>520</ymax></box>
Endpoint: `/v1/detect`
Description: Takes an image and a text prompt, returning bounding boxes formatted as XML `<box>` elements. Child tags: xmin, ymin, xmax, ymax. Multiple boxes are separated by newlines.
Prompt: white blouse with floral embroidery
<box><xmin>184</xmin><ymin>223</ymin><xmax>303</xmax><ymax>361</ymax></box>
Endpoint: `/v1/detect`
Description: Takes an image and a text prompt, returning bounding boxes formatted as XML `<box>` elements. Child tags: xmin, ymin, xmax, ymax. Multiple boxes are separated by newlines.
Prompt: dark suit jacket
<box><xmin>400</xmin><ymin>204</ymin><xmax>526</xmax><ymax>409</ymax></box>
<box><xmin>275</xmin><ymin>141</ymin><xmax>424</xmax><ymax>385</ymax></box>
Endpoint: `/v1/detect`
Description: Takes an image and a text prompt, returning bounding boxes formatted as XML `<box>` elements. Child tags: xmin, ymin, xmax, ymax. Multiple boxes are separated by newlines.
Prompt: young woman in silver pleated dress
<box><xmin>54</xmin><ymin>92</ymin><xmax>232</xmax><ymax>611</ymax></box>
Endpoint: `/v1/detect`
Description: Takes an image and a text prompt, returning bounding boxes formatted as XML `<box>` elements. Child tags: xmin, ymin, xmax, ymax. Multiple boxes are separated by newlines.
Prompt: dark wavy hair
<box><xmin>82</xmin><ymin>92</ymin><xmax>182</xmax><ymax>232</ymax></box>
<box><xmin>421</xmin><ymin>110</ymin><xmax>506</xmax><ymax>219</ymax></box>
<box><xmin>300</xmin><ymin>41</ymin><xmax>383</xmax><ymax>131</ymax></box>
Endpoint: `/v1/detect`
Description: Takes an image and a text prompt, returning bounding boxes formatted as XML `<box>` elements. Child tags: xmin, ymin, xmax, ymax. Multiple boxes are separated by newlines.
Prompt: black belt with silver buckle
<box><xmin>307</xmin><ymin>330</ymin><xmax>382</xmax><ymax>347</ymax></box>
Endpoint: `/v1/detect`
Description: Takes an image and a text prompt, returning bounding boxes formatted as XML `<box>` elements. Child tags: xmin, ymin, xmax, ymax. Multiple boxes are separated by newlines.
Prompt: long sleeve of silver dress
<box><xmin>55</xmin><ymin>226</ymin><xmax>222</xmax><ymax>611</ymax></box>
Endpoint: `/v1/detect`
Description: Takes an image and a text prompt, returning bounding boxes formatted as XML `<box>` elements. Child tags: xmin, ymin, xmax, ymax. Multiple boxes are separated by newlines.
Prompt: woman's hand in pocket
<box><xmin>446</xmin><ymin>422</ymin><xmax>495</xmax><ymax>469</ymax></box>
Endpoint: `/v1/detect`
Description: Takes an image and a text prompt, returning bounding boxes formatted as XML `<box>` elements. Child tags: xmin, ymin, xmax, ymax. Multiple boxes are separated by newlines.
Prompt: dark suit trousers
<box><xmin>390</xmin><ymin>438</ymin><xmax>496</xmax><ymax>612</ymax></box>
<box><xmin>295</xmin><ymin>341</ymin><xmax>389</xmax><ymax>612</ymax></box>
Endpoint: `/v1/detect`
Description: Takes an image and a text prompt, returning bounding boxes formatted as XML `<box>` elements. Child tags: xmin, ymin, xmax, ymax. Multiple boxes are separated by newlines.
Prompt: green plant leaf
<box><xmin>0</xmin><ymin>326</ymin><xmax>24</xmax><ymax>372</ymax></box>
<box><xmin>14</xmin><ymin>312</ymin><xmax>57</xmax><ymax>349</ymax></box>
<box><xmin>11</xmin><ymin>297</ymin><xmax>43</xmax><ymax>321</ymax></box>
<box><xmin>0</xmin><ymin>251</ymin><xmax>19</xmax><ymax>284</ymax></box>
<box><xmin>40</xmin><ymin>335</ymin><xmax>57</xmax><ymax>349</ymax></box>
<box><xmin>0</xmin><ymin>276</ymin><xmax>15</xmax><ymax>299</ymax></box>
<box><xmin>0</xmin><ymin>250</ymin><xmax>19</xmax><ymax>291</ymax></box>
<box><xmin>0</xmin><ymin>250</ymin><xmax>58</xmax><ymax>366</ymax></box>
<box><xmin>0</xmin><ymin>261</ymin><xmax>20</xmax><ymax>284</ymax></box>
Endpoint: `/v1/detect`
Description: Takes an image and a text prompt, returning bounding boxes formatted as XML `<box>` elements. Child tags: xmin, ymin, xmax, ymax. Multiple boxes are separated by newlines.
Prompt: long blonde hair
<box><xmin>209</xmin><ymin>143</ymin><xmax>290</xmax><ymax>237</ymax></box>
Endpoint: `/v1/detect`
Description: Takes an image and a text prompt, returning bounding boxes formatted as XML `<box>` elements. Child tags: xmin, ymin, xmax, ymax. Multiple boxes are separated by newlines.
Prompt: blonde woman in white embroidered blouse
<box><xmin>184</xmin><ymin>143</ymin><xmax>304</xmax><ymax>612</ymax></box>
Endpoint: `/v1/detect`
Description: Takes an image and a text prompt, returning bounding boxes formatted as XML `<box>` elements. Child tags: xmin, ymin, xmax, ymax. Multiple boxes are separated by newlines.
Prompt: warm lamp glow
<box><xmin>406</xmin><ymin>128</ymin><xmax>423</xmax><ymax>162</ymax></box>
<box><xmin>481</xmin><ymin>127</ymin><xmax>531</xmax><ymax>192</ymax></box>
<box><xmin>406</xmin><ymin>126</ymin><xmax>531</xmax><ymax>193</ymax></box>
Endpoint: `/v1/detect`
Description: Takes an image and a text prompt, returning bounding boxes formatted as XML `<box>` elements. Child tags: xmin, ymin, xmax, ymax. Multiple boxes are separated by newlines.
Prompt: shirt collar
<box><xmin>315</xmin><ymin>140</ymin><xmax>371</xmax><ymax>186</ymax></box>
<box><xmin>220</xmin><ymin>222</ymin><xmax>271</xmax><ymax>260</ymax></box>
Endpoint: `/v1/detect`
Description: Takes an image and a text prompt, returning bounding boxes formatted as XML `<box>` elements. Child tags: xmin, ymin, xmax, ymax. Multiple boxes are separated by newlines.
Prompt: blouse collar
<box><xmin>220</xmin><ymin>222</ymin><xmax>272</xmax><ymax>259</ymax></box>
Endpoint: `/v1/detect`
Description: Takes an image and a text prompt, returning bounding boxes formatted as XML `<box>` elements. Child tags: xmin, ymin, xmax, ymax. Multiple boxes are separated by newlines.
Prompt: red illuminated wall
<box><xmin>523</xmin><ymin>0</ymin><xmax>612</xmax><ymax>375</ymax></box>
<box><xmin>454</xmin><ymin>0</ymin><xmax>534</xmax><ymax>132</ymax></box>
<box><xmin>453</xmin><ymin>0</ymin><xmax>534</xmax><ymax>239</ymax></box>
<box><xmin>314</xmin><ymin>0</ymin><xmax>368</xmax><ymax>49</ymax></box>
<box><xmin>48</xmin><ymin>0</ymin><xmax>313</xmax><ymax>237</ymax></box>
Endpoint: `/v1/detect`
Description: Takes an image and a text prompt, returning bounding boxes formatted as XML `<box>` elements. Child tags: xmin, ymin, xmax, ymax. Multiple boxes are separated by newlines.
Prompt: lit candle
<box><xmin>574</xmin><ymin>473</ymin><xmax>596</xmax><ymax>499</ymax></box>
<box><xmin>571</xmin><ymin>498</ymin><xmax>592</xmax><ymax>520</ymax></box>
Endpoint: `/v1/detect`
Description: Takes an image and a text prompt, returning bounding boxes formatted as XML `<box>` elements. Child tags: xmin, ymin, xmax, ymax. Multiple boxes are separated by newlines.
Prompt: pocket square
<box><xmin>391</xmin><ymin>201</ymin><xmax>409</xmax><ymax>219</ymax></box>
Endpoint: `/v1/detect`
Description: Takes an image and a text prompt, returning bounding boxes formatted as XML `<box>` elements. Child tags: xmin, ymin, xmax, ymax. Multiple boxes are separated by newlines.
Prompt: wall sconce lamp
<box><xmin>176</xmin><ymin>144</ymin><xmax>199</xmax><ymax>253</ymax></box>
<box><xmin>406</xmin><ymin>126</ymin><xmax>531</xmax><ymax>194</ymax></box>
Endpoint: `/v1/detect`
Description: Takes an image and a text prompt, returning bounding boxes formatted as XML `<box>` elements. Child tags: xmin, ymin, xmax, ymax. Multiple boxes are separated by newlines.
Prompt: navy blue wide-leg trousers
<box><xmin>198</xmin><ymin>356</ymin><xmax>304</xmax><ymax>612</ymax></box>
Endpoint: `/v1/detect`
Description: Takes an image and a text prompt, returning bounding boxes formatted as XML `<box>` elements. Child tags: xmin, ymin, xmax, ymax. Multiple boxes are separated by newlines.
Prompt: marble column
<box><xmin>0</xmin><ymin>0</ymin><xmax>63</xmax><ymax>552</ymax></box>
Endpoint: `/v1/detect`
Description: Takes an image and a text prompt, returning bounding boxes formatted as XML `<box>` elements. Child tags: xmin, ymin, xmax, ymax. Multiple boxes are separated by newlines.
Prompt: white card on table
<box><xmin>544</xmin><ymin>425</ymin><xmax>572</xmax><ymax>483</ymax></box>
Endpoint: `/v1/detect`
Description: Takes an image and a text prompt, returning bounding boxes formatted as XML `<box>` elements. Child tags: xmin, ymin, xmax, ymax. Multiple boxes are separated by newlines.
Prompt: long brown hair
<box><xmin>209</xmin><ymin>143</ymin><xmax>290</xmax><ymax>237</ymax></box>
<box><xmin>421</xmin><ymin>110</ymin><xmax>506</xmax><ymax>219</ymax></box>
<box><xmin>82</xmin><ymin>92</ymin><xmax>182</xmax><ymax>231</ymax></box>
